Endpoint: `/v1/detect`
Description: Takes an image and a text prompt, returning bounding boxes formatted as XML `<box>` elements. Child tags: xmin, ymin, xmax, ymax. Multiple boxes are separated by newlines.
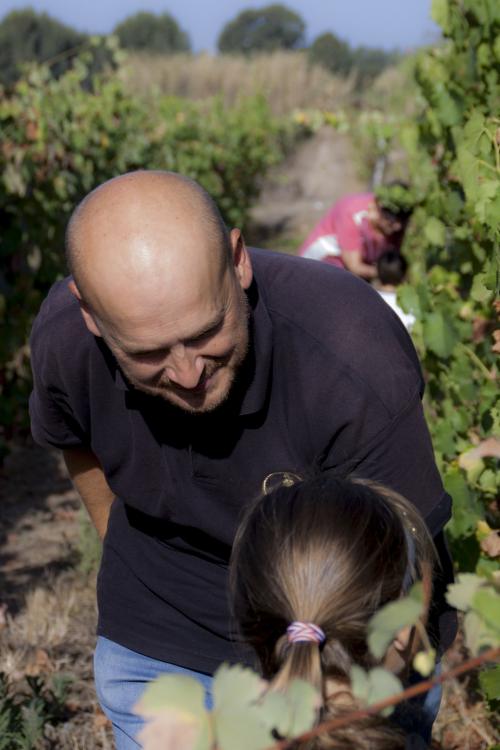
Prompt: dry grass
<box><xmin>118</xmin><ymin>51</ymin><xmax>355</xmax><ymax>115</ymax></box>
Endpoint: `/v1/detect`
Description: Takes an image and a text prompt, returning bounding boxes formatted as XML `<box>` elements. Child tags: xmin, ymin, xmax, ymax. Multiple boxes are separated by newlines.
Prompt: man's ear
<box><xmin>68</xmin><ymin>280</ymin><xmax>102</xmax><ymax>338</ymax></box>
<box><xmin>229</xmin><ymin>228</ymin><xmax>253</xmax><ymax>290</ymax></box>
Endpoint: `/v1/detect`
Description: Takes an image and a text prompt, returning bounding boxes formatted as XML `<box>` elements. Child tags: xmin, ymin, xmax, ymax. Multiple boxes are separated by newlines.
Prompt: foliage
<box><xmin>0</xmin><ymin>8</ymin><xmax>86</xmax><ymax>87</ymax></box>
<box><xmin>394</xmin><ymin>0</ymin><xmax>500</xmax><ymax>587</ymax></box>
<box><xmin>308</xmin><ymin>32</ymin><xmax>353</xmax><ymax>76</ymax></box>
<box><xmin>134</xmin><ymin>579</ymin><xmax>500</xmax><ymax>749</ymax></box>
<box><xmin>0</xmin><ymin>671</ymin><xmax>70</xmax><ymax>749</ymax></box>
<box><xmin>217</xmin><ymin>4</ymin><xmax>305</xmax><ymax>55</ymax></box>
<box><xmin>0</xmin><ymin>49</ymin><xmax>292</xmax><ymax>454</ymax></box>
<box><xmin>351</xmin><ymin>46</ymin><xmax>400</xmax><ymax>88</ymax></box>
<box><xmin>113</xmin><ymin>11</ymin><xmax>190</xmax><ymax>54</ymax></box>
<box><xmin>333</xmin><ymin>0</ymin><xmax>500</xmax><ymax>598</ymax></box>
<box><xmin>374</xmin><ymin>181</ymin><xmax>419</xmax><ymax>216</ymax></box>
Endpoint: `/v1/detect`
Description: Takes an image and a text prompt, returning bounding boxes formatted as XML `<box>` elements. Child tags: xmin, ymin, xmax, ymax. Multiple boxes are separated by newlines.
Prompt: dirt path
<box><xmin>248</xmin><ymin>127</ymin><xmax>366</xmax><ymax>249</ymax></box>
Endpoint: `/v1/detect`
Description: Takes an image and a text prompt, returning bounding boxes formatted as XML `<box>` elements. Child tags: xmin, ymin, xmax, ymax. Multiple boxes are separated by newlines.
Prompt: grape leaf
<box><xmin>135</xmin><ymin>675</ymin><xmax>211</xmax><ymax>750</ymax></box>
<box><xmin>368</xmin><ymin>584</ymin><xmax>423</xmax><ymax>659</ymax></box>
<box><xmin>350</xmin><ymin>666</ymin><xmax>402</xmax><ymax>717</ymax></box>
<box><xmin>472</xmin><ymin>588</ymin><xmax>500</xmax><ymax>633</ymax></box>
<box><xmin>213</xmin><ymin>665</ymin><xmax>271</xmax><ymax>750</ymax></box>
<box><xmin>479</xmin><ymin>664</ymin><xmax>500</xmax><ymax>701</ymax></box>
<box><xmin>446</xmin><ymin>573</ymin><xmax>484</xmax><ymax>611</ymax></box>
<box><xmin>431</xmin><ymin>0</ymin><xmax>450</xmax><ymax>33</ymax></box>
<box><xmin>463</xmin><ymin>610</ymin><xmax>500</xmax><ymax>656</ymax></box>
<box><xmin>424</xmin><ymin>217</ymin><xmax>446</xmax><ymax>246</ymax></box>
<box><xmin>423</xmin><ymin>311</ymin><xmax>458</xmax><ymax>358</ymax></box>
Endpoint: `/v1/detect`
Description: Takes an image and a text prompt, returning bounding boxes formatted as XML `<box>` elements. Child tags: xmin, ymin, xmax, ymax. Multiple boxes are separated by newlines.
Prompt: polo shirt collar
<box><xmin>238</xmin><ymin>277</ymin><xmax>273</xmax><ymax>417</ymax></box>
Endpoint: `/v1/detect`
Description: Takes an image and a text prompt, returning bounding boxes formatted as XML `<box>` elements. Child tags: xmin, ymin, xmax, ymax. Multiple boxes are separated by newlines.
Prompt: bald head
<box><xmin>65</xmin><ymin>171</ymin><xmax>232</xmax><ymax>323</ymax></box>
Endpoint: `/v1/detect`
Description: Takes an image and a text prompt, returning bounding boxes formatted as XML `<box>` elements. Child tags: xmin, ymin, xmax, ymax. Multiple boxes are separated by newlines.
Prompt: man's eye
<box><xmin>187</xmin><ymin>321</ymin><xmax>223</xmax><ymax>345</ymax></box>
<box><xmin>131</xmin><ymin>349</ymin><xmax>169</xmax><ymax>360</ymax></box>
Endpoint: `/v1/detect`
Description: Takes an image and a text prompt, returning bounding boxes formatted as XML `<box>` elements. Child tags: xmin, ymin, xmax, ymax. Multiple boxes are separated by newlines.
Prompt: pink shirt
<box><xmin>299</xmin><ymin>193</ymin><xmax>397</xmax><ymax>268</ymax></box>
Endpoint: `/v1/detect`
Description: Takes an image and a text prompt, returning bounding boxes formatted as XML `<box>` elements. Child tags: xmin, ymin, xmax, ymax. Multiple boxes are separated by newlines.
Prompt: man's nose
<box><xmin>165</xmin><ymin>345</ymin><xmax>204</xmax><ymax>389</ymax></box>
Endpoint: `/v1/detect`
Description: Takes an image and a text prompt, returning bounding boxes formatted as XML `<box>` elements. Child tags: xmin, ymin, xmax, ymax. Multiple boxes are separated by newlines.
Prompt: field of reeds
<box><xmin>118</xmin><ymin>50</ymin><xmax>355</xmax><ymax>114</ymax></box>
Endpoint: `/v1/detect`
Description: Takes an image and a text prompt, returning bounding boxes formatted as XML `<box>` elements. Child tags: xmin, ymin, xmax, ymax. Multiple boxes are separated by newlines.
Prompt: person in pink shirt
<box><xmin>299</xmin><ymin>188</ymin><xmax>413</xmax><ymax>280</ymax></box>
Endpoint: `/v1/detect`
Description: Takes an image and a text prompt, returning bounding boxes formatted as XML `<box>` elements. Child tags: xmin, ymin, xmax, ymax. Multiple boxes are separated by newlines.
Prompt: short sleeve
<box><xmin>29</xmin><ymin>285</ymin><xmax>90</xmax><ymax>450</ymax></box>
<box><xmin>334</xmin><ymin>206</ymin><xmax>363</xmax><ymax>252</ymax></box>
<box><xmin>29</xmin><ymin>379</ymin><xmax>87</xmax><ymax>449</ymax></box>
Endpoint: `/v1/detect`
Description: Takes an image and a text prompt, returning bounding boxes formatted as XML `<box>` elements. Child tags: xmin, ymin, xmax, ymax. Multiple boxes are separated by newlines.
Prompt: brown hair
<box><xmin>230</xmin><ymin>474</ymin><xmax>435</xmax><ymax>749</ymax></box>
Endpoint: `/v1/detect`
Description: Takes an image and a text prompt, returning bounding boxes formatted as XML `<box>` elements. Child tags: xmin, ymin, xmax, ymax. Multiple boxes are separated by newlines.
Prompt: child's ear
<box><xmin>393</xmin><ymin>625</ymin><xmax>414</xmax><ymax>653</ymax></box>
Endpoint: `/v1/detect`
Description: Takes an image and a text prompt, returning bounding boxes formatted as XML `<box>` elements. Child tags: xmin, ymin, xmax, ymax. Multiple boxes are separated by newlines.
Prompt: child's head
<box><xmin>377</xmin><ymin>251</ymin><xmax>408</xmax><ymax>286</ymax></box>
<box><xmin>230</xmin><ymin>474</ymin><xmax>435</xmax><ymax>749</ymax></box>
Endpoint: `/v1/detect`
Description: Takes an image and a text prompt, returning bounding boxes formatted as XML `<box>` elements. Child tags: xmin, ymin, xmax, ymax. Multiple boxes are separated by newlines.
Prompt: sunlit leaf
<box><xmin>368</xmin><ymin>584</ymin><xmax>423</xmax><ymax>659</ymax></box>
<box><xmin>446</xmin><ymin>573</ymin><xmax>484</xmax><ymax>611</ymax></box>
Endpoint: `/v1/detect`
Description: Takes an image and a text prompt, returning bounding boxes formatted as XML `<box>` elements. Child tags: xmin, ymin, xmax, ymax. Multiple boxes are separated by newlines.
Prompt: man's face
<box><xmin>105</xmin><ymin>268</ymin><xmax>251</xmax><ymax>414</ymax></box>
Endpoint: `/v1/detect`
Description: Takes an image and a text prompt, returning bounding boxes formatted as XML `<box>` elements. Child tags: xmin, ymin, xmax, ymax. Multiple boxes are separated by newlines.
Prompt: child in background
<box><xmin>376</xmin><ymin>251</ymin><xmax>416</xmax><ymax>331</ymax></box>
<box><xmin>230</xmin><ymin>474</ymin><xmax>436</xmax><ymax>750</ymax></box>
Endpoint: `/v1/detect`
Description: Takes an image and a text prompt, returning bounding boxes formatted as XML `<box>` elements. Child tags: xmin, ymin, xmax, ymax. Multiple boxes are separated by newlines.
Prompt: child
<box><xmin>375</xmin><ymin>251</ymin><xmax>416</xmax><ymax>331</ymax></box>
<box><xmin>230</xmin><ymin>474</ymin><xmax>436</xmax><ymax>750</ymax></box>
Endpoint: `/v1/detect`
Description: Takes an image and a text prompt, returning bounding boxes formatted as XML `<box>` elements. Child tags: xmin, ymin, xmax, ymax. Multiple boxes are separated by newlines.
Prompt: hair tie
<box><xmin>287</xmin><ymin>621</ymin><xmax>325</xmax><ymax>644</ymax></box>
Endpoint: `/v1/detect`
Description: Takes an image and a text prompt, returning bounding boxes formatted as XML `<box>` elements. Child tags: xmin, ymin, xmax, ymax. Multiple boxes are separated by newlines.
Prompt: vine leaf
<box><xmin>350</xmin><ymin>665</ymin><xmax>402</xmax><ymax>717</ymax></box>
<box><xmin>446</xmin><ymin>573</ymin><xmax>484</xmax><ymax>611</ymax></box>
<box><xmin>367</xmin><ymin>583</ymin><xmax>423</xmax><ymax>659</ymax></box>
<box><xmin>479</xmin><ymin>664</ymin><xmax>500</xmax><ymax>701</ymax></box>
<box><xmin>422</xmin><ymin>311</ymin><xmax>459</xmax><ymax>358</ymax></box>
<box><xmin>260</xmin><ymin>679</ymin><xmax>320</xmax><ymax>738</ymax></box>
<box><xmin>424</xmin><ymin>216</ymin><xmax>446</xmax><ymax>246</ymax></box>
<box><xmin>212</xmin><ymin>665</ymin><xmax>271</xmax><ymax>750</ymax></box>
<box><xmin>135</xmin><ymin>674</ymin><xmax>211</xmax><ymax>750</ymax></box>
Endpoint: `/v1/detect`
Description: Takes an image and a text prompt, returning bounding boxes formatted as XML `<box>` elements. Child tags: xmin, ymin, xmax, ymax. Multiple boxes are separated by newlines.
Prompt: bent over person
<box><xmin>29</xmin><ymin>171</ymin><xmax>455</xmax><ymax>749</ymax></box>
<box><xmin>299</xmin><ymin>187</ymin><xmax>413</xmax><ymax>279</ymax></box>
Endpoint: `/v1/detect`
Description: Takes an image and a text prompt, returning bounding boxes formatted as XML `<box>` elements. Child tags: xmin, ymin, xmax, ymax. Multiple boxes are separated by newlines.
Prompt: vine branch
<box><xmin>267</xmin><ymin>647</ymin><xmax>500</xmax><ymax>750</ymax></box>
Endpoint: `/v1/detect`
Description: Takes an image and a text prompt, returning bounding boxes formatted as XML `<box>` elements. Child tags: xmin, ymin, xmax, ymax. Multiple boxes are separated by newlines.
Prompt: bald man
<box><xmin>30</xmin><ymin>171</ymin><xmax>455</xmax><ymax>749</ymax></box>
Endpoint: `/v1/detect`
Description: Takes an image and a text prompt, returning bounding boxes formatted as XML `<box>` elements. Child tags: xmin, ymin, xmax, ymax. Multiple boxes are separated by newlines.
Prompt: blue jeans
<box><xmin>94</xmin><ymin>637</ymin><xmax>213</xmax><ymax>750</ymax></box>
<box><xmin>94</xmin><ymin>636</ymin><xmax>441</xmax><ymax>750</ymax></box>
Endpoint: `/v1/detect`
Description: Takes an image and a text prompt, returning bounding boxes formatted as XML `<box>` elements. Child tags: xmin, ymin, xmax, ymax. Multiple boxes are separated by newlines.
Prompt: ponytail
<box><xmin>230</xmin><ymin>475</ymin><xmax>435</xmax><ymax>750</ymax></box>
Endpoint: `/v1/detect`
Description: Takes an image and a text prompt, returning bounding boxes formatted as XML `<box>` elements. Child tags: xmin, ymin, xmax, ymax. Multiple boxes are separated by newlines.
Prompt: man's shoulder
<box><xmin>250</xmin><ymin>247</ymin><xmax>387</xmax><ymax>329</ymax></box>
<box><xmin>250</xmin><ymin>248</ymin><xmax>422</xmax><ymax>403</ymax></box>
<box><xmin>30</xmin><ymin>277</ymin><xmax>92</xmax><ymax>365</ymax></box>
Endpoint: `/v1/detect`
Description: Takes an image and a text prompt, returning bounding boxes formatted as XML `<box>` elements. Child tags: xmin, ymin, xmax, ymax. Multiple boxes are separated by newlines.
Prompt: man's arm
<box><xmin>341</xmin><ymin>249</ymin><xmax>377</xmax><ymax>279</ymax></box>
<box><xmin>63</xmin><ymin>448</ymin><xmax>115</xmax><ymax>540</ymax></box>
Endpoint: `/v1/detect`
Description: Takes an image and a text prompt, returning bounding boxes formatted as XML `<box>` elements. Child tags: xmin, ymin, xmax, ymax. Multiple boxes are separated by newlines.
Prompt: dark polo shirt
<box><xmin>30</xmin><ymin>248</ymin><xmax>455</xmax><ymax>672</ymax></box>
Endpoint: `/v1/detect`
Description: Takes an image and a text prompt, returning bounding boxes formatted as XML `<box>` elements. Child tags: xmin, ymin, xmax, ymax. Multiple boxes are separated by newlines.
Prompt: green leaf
<box><xmin>368</xmin><ymin>583</ymin><xmax>423</xmax><ymax>659</ymax></box>
<box><xmin>260</xmin><ymin>680</ymin><xmax>319</xmax><ymax>738</ymax></box>
<box><xmin>423</xmin><ymin>311</ymin><xmax>458</xmax><ymax>358</ymax></box>
<box><xmin>350</xmin><ymin>666</ymin><xmax>402</xmax><ymax>717</ymax></box>
<box><xmin>367</xmin><ymin>668</ymin><xmax>403</xmax><ymax>716</ymax></box>
<box><xmin>213</xmin><ymin>664</ymin><xmax>264</xmax><ymax>712</ymax></box>
<box><xmin>135</xmin><ymin>674</ymin><xmax>211</xmax><ymax>750</ymax></box>
<box><xmin>138</xmin><ymin>674</ymin><xmax>206</xmax><ymax>714</ymax></box>
<box><xmin>350</xmin><ymin>665</ymin><xmax>370</xmax><ymax>703</ymax></box>
<box><xmin>431</xmin><ymin>0</ymin><xmax>450</xmax><ymax>33</ymax></box>
<box><xmin>413</xmin><ymin>649</ymin><xmax>437</xmax><ymax>677</ymax></box>
<box><xmin>472</xmin><ymin>588</ymin><xmax>500</xmax><ymax>633</ymax></box>
<box><xmin>446</xmin><ymin>573</ymin><xmax>484</xmax><ymax>611</ymax></box>
<box><xmin>213</xmin><ymin>665</ymin><xmax>271</xmax><ymax>750</ymax></box>
<box><xmin>479</xmin><ymin>664</ymin><xmax>500</xmax><ymax>701</ymax></box>
<box><xmin>424</xmin><ymin>217</ymin><xmax>446</xmax><ymax>246</ymax></box>
<box><xmin>463</xmin><ymin>610</ymin><xmax>499</xmax><ymax>656</ymax></box>
<box><xmin>397</xmin><ymin>284</ymin><xmax>421</xmax><ymax>317</ymax></box>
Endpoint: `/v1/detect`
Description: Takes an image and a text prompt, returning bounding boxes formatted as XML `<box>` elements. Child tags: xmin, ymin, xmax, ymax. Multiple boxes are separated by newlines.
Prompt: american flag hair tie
<box><xmin>286</xmin><ymin>621</ymin><xmax>326</xmax><ymax>644</ymax></box>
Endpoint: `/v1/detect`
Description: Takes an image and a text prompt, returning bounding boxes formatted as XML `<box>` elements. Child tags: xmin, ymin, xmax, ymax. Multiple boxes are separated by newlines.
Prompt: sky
<box><xmin>0</xmin><ymin>0</ymin><xmax>441</xmax><ymax>52</ymax></box>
